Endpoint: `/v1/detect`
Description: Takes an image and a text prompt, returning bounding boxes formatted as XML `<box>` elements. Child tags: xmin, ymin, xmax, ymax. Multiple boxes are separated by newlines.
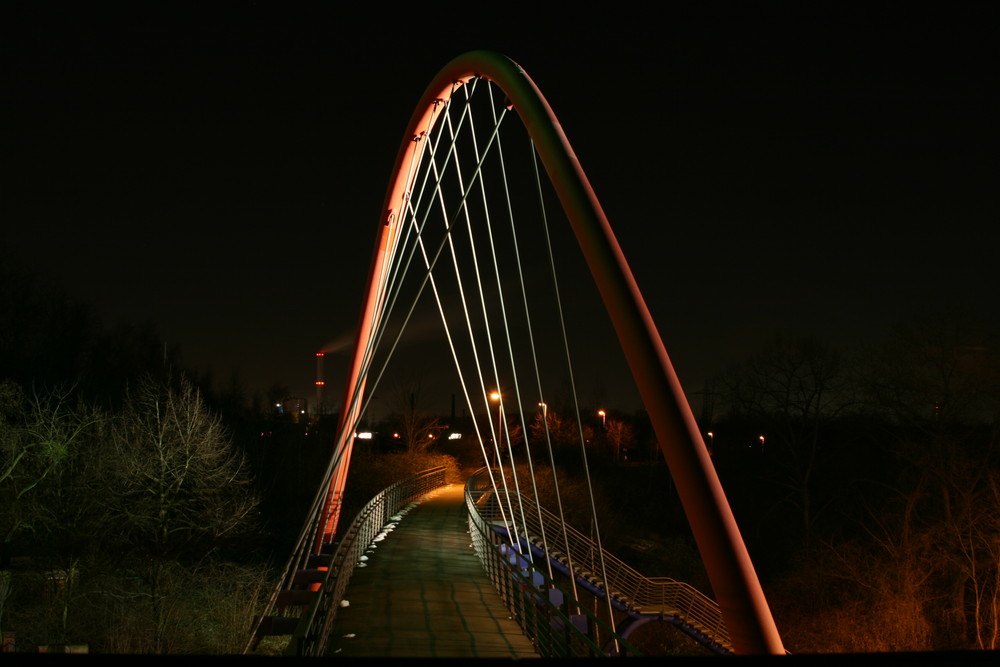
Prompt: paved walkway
<box><xmin>325</xmin><ymin>483</ymin><xmax>538</xmax><ymax>658</ymax></box>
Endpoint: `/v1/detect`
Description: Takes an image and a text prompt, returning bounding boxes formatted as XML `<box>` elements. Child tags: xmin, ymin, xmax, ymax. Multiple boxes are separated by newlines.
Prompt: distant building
<box><xmin>283</xmin><ymin>397</ymin><xmax>307</xmax><ymax>423</ymax></box>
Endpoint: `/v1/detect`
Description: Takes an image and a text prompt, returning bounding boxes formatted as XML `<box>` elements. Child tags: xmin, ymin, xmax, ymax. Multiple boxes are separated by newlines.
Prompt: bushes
<box><xmin>6</xmin><ymin>561</ymin><xmax>271</xmax><ymax>654</ymax></box>
<box><xmin>0</xmin><ymin>378</ymin><xmax>269</xmax><ymax>653</ymax></box>
<box><xmin>343</xmin><ymin>449</ymin><xmax>461</xmax><ymax>510</ymax></box>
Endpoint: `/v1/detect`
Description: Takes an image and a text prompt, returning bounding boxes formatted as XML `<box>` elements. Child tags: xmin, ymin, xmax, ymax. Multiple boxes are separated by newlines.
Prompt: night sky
<box><xmin>4</xmin><ymin>3</ymin><xmax>996</xmax><ymax>415</ymax></box>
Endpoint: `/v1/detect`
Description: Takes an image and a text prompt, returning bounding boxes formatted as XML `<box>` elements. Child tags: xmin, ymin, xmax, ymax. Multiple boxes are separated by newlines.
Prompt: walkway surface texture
<box><xmin>325</xmin><ymin>483</ymin><xmax>539</xmax><ymax>658</ymax></box>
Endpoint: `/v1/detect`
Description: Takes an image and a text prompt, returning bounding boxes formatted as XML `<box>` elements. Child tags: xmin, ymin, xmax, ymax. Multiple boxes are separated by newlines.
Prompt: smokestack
<box><xmin>315</xmin><ymin>352</ymin><xmax>325</xmax><ymax>416</ymax></box>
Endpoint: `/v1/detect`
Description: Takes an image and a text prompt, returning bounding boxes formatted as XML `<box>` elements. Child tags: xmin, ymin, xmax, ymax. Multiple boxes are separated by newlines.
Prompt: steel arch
<box><xmin>321</xmin><ymin>50</ymin><xmax>785</xmax><ymax>655</ymax></box>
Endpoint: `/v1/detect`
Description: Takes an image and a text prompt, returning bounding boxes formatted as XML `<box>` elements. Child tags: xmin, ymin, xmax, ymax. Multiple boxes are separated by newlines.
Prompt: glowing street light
<box><xmin>598</xmin><ymin>409</ymin><xmax>606</xmax><ymax>428</ymax></box>
<box><xmin>490</xmin><ymin>391</ymin><xmax>503</xmax><ymax>468</ymax></box>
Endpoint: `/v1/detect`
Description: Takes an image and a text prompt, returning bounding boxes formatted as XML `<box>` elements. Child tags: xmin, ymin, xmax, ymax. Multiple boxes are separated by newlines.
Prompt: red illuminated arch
<box><xmin>321</xmin><ymin>50</ymin><xmax>784</xmax><ymax>655</ymax></box>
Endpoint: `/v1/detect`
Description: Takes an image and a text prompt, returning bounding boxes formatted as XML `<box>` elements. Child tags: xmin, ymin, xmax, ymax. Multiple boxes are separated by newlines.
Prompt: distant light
<box><xmin>356</xmin><ymin>432</ymin><xmax>373</xmax><ymax>440</ymax></box>
<box><xmin>315</xmin><ymin>381</ymin><xmax>325</xmax><ymax>386</ymax></box>
<box><xmin>316</xmin><ymin>352</ymin><xmax>325</xmax><ymax>357</ymax></box>
<box><xmin>448</xmin><ymin>433</ymin><xmax>462</xmax><ymax>440</ymax></box>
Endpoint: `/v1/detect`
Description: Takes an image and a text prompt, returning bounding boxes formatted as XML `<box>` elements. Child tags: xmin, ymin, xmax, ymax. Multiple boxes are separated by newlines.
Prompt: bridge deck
<box><xmin>325</xmin><ymin>483</ymin><xmax>538</xmax><ymax>658</ymax></box>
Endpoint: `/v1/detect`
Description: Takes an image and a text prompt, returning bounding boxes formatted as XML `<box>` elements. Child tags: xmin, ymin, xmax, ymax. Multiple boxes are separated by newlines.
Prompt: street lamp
<box><xmin>490</xmin><ymin>391</ymin><xmax>503</xmax><ymax>468</ymax></box>
<box><xmin>538</xmin><ymin>402</ymin><xmax>548</xmax><ymax>441</ymax></box>
<box><xmin>598</xmin><ymin>409</ymin><xmax>606</xmax><ymax>428</ymax></box>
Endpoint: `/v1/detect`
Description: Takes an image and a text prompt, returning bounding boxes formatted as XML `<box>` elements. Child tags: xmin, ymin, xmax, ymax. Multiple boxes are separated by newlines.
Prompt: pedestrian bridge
<box><xmin>246</xmin><ymin>466</ymin><xmax>732</xmax><ymax>657</ymax></box>
<box><xmin>246</xmin><ymin>49</ymin><xmax>784</xmax><ymax>656</ymax></box>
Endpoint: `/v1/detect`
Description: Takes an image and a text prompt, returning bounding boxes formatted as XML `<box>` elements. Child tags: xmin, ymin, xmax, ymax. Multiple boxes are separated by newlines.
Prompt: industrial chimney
<box><xmin>315</xmin><ymin>352</ymin><xmax>325</xmax><ymax>416</ymax></box>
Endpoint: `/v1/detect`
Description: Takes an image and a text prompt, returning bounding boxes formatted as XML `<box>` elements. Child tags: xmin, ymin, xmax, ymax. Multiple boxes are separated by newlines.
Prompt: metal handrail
<box><xmin>465</xmin><ymin>468</ymin><xmax>733</xmax><ymax>653</ymax></box>
<box><xmin>246</xmin><ymin>466</ymin><xmax>447</xmax><ymax>656</ymax></box>
<box><xmin>465</xmin><ymin>475</ymin><xmax>639</xmax><ymax>657</ymax></box>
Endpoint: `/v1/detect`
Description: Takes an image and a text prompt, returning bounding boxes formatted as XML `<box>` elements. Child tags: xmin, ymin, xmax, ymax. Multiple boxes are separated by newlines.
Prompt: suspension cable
<box><xmin>335</xmin><ymin>76</ymin><xmax>618</xmax><ymax>638</ymax></box>
<box><xmin>465</xmin><ymin>82</ymin><xmax>537</xmax><ymax>564</ymax></box>
<box><xmin>532</xmin><ymin>137</ymin><xmax>619</xmax><ymax>641</ymax></box>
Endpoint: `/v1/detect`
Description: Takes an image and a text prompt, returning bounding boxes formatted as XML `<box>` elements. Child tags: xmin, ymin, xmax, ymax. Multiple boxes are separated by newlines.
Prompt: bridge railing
<box><xmin>246</xmin><ymin>465</ymin><xmax>448</xmax><ymax>656</ymax></box>
<box><xmin>465</xmin><ymin>473</ymin><xmax>636</xmax><ymax>657</ymax></box>
<box><xmin>465</xmin><ymin>468</ymin><xmax>733</xmax><ymax>653</ymax></box>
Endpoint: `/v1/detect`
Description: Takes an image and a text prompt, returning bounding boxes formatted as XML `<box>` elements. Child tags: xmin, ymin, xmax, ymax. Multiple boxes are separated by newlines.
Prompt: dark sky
<box><xmin>4</xmin><ymin>3</ymin><xmax>996</xmax><ymax>415</ymax></box>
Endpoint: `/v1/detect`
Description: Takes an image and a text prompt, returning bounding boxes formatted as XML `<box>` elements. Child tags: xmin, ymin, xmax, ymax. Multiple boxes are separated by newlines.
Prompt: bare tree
<box><xmin>387</xmin><ymin>382</ymin><xmax>442</xmax><ymax>453</ymax></box>
<box><xmin>718</xmin><ymin>335</ymin><xmax>849</xmax><ymax>545</ymax></box>
<box><xmin>105</xmin><ymin>377</ymin><xmax>258</xmax><ymax>652</ymax></box>
<box><xmin>859</xmin><ymin>310</ymin><xmax>1000</xmax><ymax>429</ymax></box>
<box><xmin>605</xmin><ymin>418</ymin><xmax>635</xmax><ymax>462</ymax></box>
<box><xmin>930</xmin><ymin>430</ymin><xmax>1000</xmax><ymax>649</ymax></box>
<box><xmin>110</xmin><ymin>377</ymin><xmax>257</xmax><ymax>562</ymax></box>
<box><xmin>0</xmin><ymin>381</ymin><xmax>108</xmax><ymax>642</ymax></box>
<box><xmin>807</xmin><ymin>314</ymin><xmax>1000</xmax><ymax>651</ymax></box>
<box><xmin>529</xmin><ymin>410</ymin><xmax>592</xmax><ymax>454</ymax></box>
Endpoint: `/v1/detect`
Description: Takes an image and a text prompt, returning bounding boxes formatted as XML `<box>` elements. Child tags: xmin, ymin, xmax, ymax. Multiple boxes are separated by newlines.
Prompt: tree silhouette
<box><xmin>717</xmin><ymin>334</ymin><xmax>850</xmax><ymax>546</ymax></box>
<box><xmin>386</xmin><ymin>382</ymin><xmax>443</xmax><ymax>453</ymax></box>
<box><xmin>109</xmin><ymin>377</ymin><xmax>257</xmax><ymax>563</ymax></box>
